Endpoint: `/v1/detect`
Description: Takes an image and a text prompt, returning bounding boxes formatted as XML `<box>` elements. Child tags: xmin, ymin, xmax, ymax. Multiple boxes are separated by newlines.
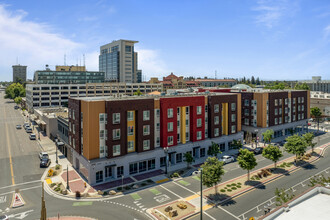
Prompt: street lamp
<box><xmin>121</xmin><ymin>175</ymin><xmax>124</xmax><ymax>191</ymax></box>
<box><xmin>164</xmin><ymin>147</ymin><xmax>169</xmax><ymax>174</ymax></box>
<box><xmin>200</xmin><ymin>168</ymin><xmax>203</xmax><ymax>220</ymax></box>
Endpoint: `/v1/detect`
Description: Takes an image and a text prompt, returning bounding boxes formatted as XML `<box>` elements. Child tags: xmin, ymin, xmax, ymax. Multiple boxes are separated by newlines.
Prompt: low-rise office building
<box><xmin>68</xmin><ymin>93</ymin><xmax>243</xmax><ymax>185</ymax></box>
<box><xmin>25</xmin><ymin>83</ymin><xmax>163</xmax><ymax>112</ymax></box>
<box><xmin>310</xmin><ymin>91</ymin><xmax>330</xmax><ymax>117</ymax></box>
<box><xmin>238</xmin><ymin>90</ymin><xmax>310</xmax><ymax>142</ymax></box>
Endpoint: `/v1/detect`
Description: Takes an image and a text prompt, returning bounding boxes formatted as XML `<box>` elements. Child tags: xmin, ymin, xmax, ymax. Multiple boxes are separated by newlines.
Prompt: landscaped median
<box><xmin>149</xmin><ymin>145</ymin><xmax>328</xmax><ymax>220</ymax></box>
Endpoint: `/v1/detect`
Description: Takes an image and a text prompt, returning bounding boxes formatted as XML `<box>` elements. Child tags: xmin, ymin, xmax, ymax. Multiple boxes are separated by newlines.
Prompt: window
<box><xmin>167</xmin><ymin>122</ymin><xmax>173</xmax><ymax>132</ymax></box>
<box><xmin>143</xmin><ymin>140</ymin><xmax>150</xmax><ymax>150</ymax></box>
<box><xmin>143</xmin><ymin>110</ymin><xmax>150</xmax><ymax>121</ymax></box>
<box><xmin>279</xmin><ymin>108</ymin><xmax>282</xmax><ymax>115</ymax></box>
<box><xmin>275</xmin><ymin>118</ymin><xmax>278</xmax><ymax>125</ymax></box>
<box><xmin>231</xmin><ymin>125</ymin><xmax>236</xmax><ymax>133</ymax></box>
<box><xmin>117</xmin><ymin>166</ymin><xmax>124</xmax><ymax>178</ymax></box>
<box><xmin>129</xmin><ymin>163</ymin><xmax>138</xmax><ymax>175</ymax></box>
<box><xmin>214</xmin><ymin>128</ymin><xmax>219</xmax><ymax>137</ymax></box>
<box><xmin>231</xmin><ymin>114</ymin><xmax>236</xmax><ymax>122</ymax></box>
<box><xmin>302</xmin><ymin>105</ymin><xmax>304</xmax><ymax>111</ymax></box>
<box><xmin>279</xmin><ymin>99</ymin><xmax>282</xmax><ymax>105</ymax></box>
<box><xmin>244</xmin><ymin>118</ymin><xmax>249</xmax><ymax>125</ymax></box>
<box><xmin>128</xmin><ymin>126</ymin><xmax>134</xmax><ymax>136</ymax></box>
<box><xmin>177</xmin><ymin>133</ymin><xmax>180</xmax><ymax>143</ymax></box>
<box><xmin>285</xmin><ymin>98</ymin><xmax>288</xmax><ymax>105</ymax></box>
<box><xmin>186</xmin><ymin>132</ymin><xmax>189</xmax><ymax>141</ymax></box>
<box><xmin>298</xmin><ymin>105</ymin><xmax>301</xmax><ymax>111</ymax></box>
<box><xmin>73</xmin><ymin>125</ymin><xmax>75</xmax><ymax>134</ymax></box>
<box><xmin>298</xmin><ymin>97</ymin><xmax>301</xmax><ymax>103</ymax></box>
<box><xmin>167</xmin><ymin>136</ymin><xmax>173</xmax><ymax>145</ymax></box>
<box><xmin>143</xmin><ymin>125</ymin><xmax>150</xmax><ymax>135</ymax></box>
<box><xmin>125</xmin><ymin>45</ymin><xmax>132</xmax><ymax>52</ymax></box>
<box><xmin>275</xmin><ymin>99</ymin><xmax>278</xmax><ymax>106</ymax></box>
<box><xmin>301</xmin><ymin>113</ymin><xmax>304</xmax><ymax>119</ymax></box>
<box><xmin>275</xmin><ymin>109</ymin><xmax>278</xmax><ymax>115</ymax></box>
<box><xmin>156</xmin><ymin>137</ymin><xmax>160</xmax><ymax>146</ymax></box>
<box><xmin>214</xmin><ymin>116</ymin><xmax>219</xmax><ymax>125</ymax></box>
<box><xmin>113</xmin><ymin>145</ymin><xmax>120</xmax><ymax>156</ymax></box>
<box><xmin>244</xmin><ymin>109</ymin><xmax>249</xmax><ymax>116</ymax></box>
<box><xmin>298</xmin><ymin>114</ymin><xmax>301</xmax><ymax>120</ymax></box>
<box><xmin>160</xmin><ymin>157</ymin><xmax>166</xmax><ymax>167</ymax></box>
<box><xmin>177</xmin><ymin>107</ymin><xmax>180</xmax><ymax>115</ymax></box>
<box><xmin>186</xmin><ymin>106</ymin><xmax>189</xmax><ymax>114</ymax></box>
<box><xmin>156</xmin><ymin>109</ymin><xmax>160</xmax><ymax>117</ymax></box>
<box><xmin>73</xmin><ymin>111</ymin><xmax>75</xmax><ymax>120</ymax></box>
<box><xmin>99</xmin><ymin>130</ymin><xmax>104</xmax><ymax>139</ymax></box>
<box><xmin>112</xmin><ymin>129</ymin><xmax>120</xmax><ymax>140</ymax></box>
<box><xmin>285</xmin><ymin>107</ymin><xmax>288</xmax><ymax>114</ymax></box>
<box><xmin>279</xmin><ymin>117</ymin><xmax>282</xmax><ymax>124</ymax></box>
<box><xmin>293</xmin><ymin>114</ymin><xmax>296</xmax><ymax>121</ymax></box>
<box><xmin>148</xmin><ymin>159</ymin><xmax>156</xmax><ymax>170</ymax></box>
<box><xmin>96</xmin><ymin>171</ymin><xmax>103</xmax><ymax>183</ymax></box>
<box><xmin>197</xmin><ymin>106</ymin><xmax>202</xmax><ymax>115</ymax></box>
<box><xmin>219</xmin><ymin>143</ymin><xmax>225</xmax><ymax>152</ymax></box>
<box><xmin>128</xmin><ymin>141</ymin><xmax>134</xmax><ymax>152</ymax></box>
<box><xmin>302</xmin><ymin>97</ymin><xmax>304</xmax><ymax>103</ymax></box>
<box><xmin>293</xmin><ymin>98</ymin><xmax>296</xmax><ymax>105</ymax></box>
<box><xmin>200</xmin><ymin>148</ymin><xmax>206</xmax><ymax>157</ymax></box>
<box><xmin>197</xmin><ymin>118</ymin><xmax>202</xmax><ymax>127</ymax></box>
<box><xmin>99</xmin><ymin>114</ymin><xmax>105</xmax><ymax>123</ymax></box>
<box><xmin>244</xmin><ymin>100</ymin><xmax>249</xmax><ymax>106</ymax></box>
<box><xmin>293</xmin><ymin>107</ymin><xmax>296</xmax><ymax>113</ymax></box>
<box><xmin>127</xmin><ymin>111</ymin><xmax>134</xmax><ymax>121</ymax></box>
<box><xmin>167</xmin><ymin>108</ymin><xmax>173</xmax><ymax>118</ymax></box>
<box><xmin>157</xmin><ymin>123</ymin><xmax>160</xmax><ymax>131</ymax></box>
<box><xmin>112</xmin><ymin>113</ymin><xmax>120</xmax><ymax>124</ymax></box>
<box><xmin>214</xmin><ymin>104</ymin><xmax>219</xmax><ymax>113</ymax></box>
<box><xmin>205</xmin><ymin>105</ymin><xmax>208</xmax><ymax>112</ymax></box>
<box><xmin>176</xmin><ymin>153</ymin><xmax>182</xmax><ymax>163</ymax></box>
<box><xmin>231</xmin><ymin>103</ymin><xmax>236</xmax><ymax>111</ymax></box>
<box><xmin>197</xmin><ymin>131</ymin><xmax>202</xmax><ymax>140</ymax></box>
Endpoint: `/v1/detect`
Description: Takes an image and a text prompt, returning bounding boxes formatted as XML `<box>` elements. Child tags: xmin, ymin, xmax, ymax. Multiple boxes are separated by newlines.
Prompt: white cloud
<box><xmin>135</xmin><ymin>47</ymin><xmax>168</xmax><ymax>80</ymax></box>
<box><xmin>252</xmin><ymin>0</ymin><xmax>297</xmax><ymax>28</ymax></box>
<box><xmin>0</xmin><ymin>5</ymin><xmax>83</xmax><ymax>80</ymax></box>
<box><xmin>323</xmin><ymin>25</ymin><xmax>330</xmax><ymax>39</ymax></box>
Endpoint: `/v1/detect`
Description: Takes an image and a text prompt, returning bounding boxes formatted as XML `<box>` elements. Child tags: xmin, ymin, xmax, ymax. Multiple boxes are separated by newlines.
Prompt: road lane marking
<box><xmin>0</xmin><ymin>185</ymin><xmax>41</xmax><ymax>196</ymax></box>
<box><xmin>204</xmin><ymin>211</ymin><xmax>217</xmax><ymax>220</ymax></box>
<box><xmin>4</xmin><ymin>108</ymin><xmax>15</xmax><ymax>185</ymax></box>
<box><xmin>159</xmin><ymin>185</ymin><xmax>182</xmax><ymax>199</ymax></box>
<box><xmin>172</xmin><ymin>181</ymin><xmax>196</xmax><ymax>195</ymax></box>
<box><xmin>215</xmin><ymin>205</ymin><xmax>241</xmax><ymax>220</ymax></box>
<box><xmin>72</xmin><ymin>201</ymin><xmax>93</xmax><ymax>206</ymax></box>
<box><xmin>149</xmin><ymin>188</ymin><xmax>161</xmax><ymax>195</ymax></box>
<box><xmin>131</xmin><ymin>193</ymin><xmax>142</xmax><ymax>200</ymax></box>
<box><xmin>0</xmin><ymin>180</ymin><xmax>41</xmax><ymax>190</ymax></box>
<box><xmin>178</xmin><ymin>180</ymin><xmax>190</xmax><ymax>186</ymax></box>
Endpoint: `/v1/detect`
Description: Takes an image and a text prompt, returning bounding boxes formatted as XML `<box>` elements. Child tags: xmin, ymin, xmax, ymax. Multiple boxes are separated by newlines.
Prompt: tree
<box><xmin>201</xmin><ymin>157</ymin><xmax>225</xmax><ymax>194</ymax></box>
<box><xmin>14</xmin><ymin>96</ymin><xmax>22</xmax><ymax>105</ymax></box>
<box><xmin>284</xmin><ymin>135</ymin><xmax>307</xmax><ymax>161</ymax></box>
<box><xmin>303</xmin><ymin>132</ymin><xmax>316</xmax><ymax>153</ymax></box>
<box><xmin>310</xmin><ymin>107</ymin><xmax>322</xmax><ymax>133</ymax></box>
<box><xmin>294</xmin><ymin>82</ymin><xmax>310</xmax><ymax>90</ymax></box>
<box><xmin>262</xmin><ymin>129</ymin><xmax>274</xmax><ymax>144</ymax></box>
<box><xmin>231</xmin><ymin>139</ymin><xmax>243</xmax><ymax>149</ymax></box>
<box><xmin>133</xmin><ymin>89</ymin><xmax>143</xmax><ymax>96</ymax></box>
<box><xmin>207</xmin><ymin>142</ymin><xmax>221</xmax><ymax>157</ymax></box>
<box><xmin>275</xmin><ymin>188</ymin><xmax>295</xmax><ymax>206</ymax></box>
<box><xmin>183</xmin><ymin>152</ymin><xmax>195</xmax><ymax>168</ymax></box>
<box><xmin>237</xmin><ymin>149</ymin><xmax>257</xmax><ymax>180</ymax></box>
<box><xmin>251</xmin><ymin>76</ymin><xmax>255</xmax><ymax>85</ymax></box>
<box><xmin>256</xmin><ymin>77</ymin><xmax>260</xmax><ymax>85</ymax></box>
<box><xmin>262</xmin><ymin>145</ymin><xmax>283</xmax><ymax>168</ymax></box>
<box><xmin>5</xmin><ymin>83</ymin><xmax>25</xmax><ymax>99</ymax></box>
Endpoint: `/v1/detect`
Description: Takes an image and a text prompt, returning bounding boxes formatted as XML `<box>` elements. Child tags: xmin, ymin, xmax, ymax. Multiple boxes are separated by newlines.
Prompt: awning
<box><xmin>56</xmin><ymin>141</ymin><xmax>64</xmax><ymax>146</ymax></box>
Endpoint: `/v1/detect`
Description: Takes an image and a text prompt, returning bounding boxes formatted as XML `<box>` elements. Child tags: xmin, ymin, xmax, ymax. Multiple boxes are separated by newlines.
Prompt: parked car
<box><xmin>220</xmin><ymin>155</ymin><xmax>235</xmax><ymax>164</ymax></box>
<box><xmin>26</xmin><ymin>127</ymin><xmax>32</xmax><ymax>133</ymax></box>
<box><xmin>254</xmin><ymin>147</ymin><xmax>263</xmax><ymax>155</ymax></box>
<box><xmin>40</xmin><ymin>158</ymin><xmax>51</xmax><ymax>168</ymax></box>
<box><xmin>39</xmin><ymin>152</ymin><xmax>49</xmax><ymax>160</ymax></box>
<box><xmin>29</xmin><ymin>133</ymin><xmax>36</xmax><ymax>140</ymax></box>
<box><xmin>16</xmin><ymin>124</ymin><xmax>22</xmax><ymax>129</ymax></box>
<box><xmin>192</xmin><ymin>170</ymin><xmax>201</xmax><ymax>175</ymax></box>
<box><xmin>0</xmin><ymin>215</ymin><xmax>9</xmax><ymax>220</ymax></box>
<box><xmin>14</xmin><ymin>106</ymin><xmax>19</xmax><ymax>109</ymax></box>
<box><xmin>23</xmin><ymin>123</ymin><xmax>29</xmax><ymax>129</ymax></box>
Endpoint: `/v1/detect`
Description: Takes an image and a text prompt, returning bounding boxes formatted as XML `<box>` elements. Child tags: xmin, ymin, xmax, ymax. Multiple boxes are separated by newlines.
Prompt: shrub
<box><xmin>50</xmin><ymin>183</ymin><xmax>56</xmax><ymax>187</ymax></box>
<box><xmin>55</xmin><ymin>164</ymin><xmax>60</xmax><ymax>170</ymax></box>
<box><xmin>53</xmin><ymin>171</ymin><xmax>57</xmax><ymax>176</ymax></box>
<box><xmin>58</xmin><ymin>183</ymin><xmax>62</xmax><ymax>186</ymax></box>
<box><xmin>231</xmin><ymin>183</ymin><xmax>236</xmax><ymax>186</ymax></box>
<box><xmin>171</xmin><ymin>172</ymin><xmax>180</xmax><ymax>178</ymax></box>
<box><xmin>251</xmin><ymin>176</ymin><xmax>255</xmax><ymax>180</ymax></box>
<box><xmin>237</xmin><ymin>185</ymin><xmax>241</xmax><ymax>188</ymax></box>
<box><xmin>255</xmin><ymin>176</ymin><xmax>260</xmax><ymax>180</ymax></box>
<box><xmin>220</xmin><ymin>189</ymin><xmax>226</xmax><ymax>192</ymax></box>
<box><xmin>117</xmin><ymin>187</ymin><xmax>122</xmax><ymax>191</ymax></box>
<box><xmin>227</xmin><ymin>189</ymin><xmax>232</xmax><ymax>192</ymax></box>
<box><xmin>231</xmin><ymin>187</ymin><xmax>237</xmax><ymax>190</ymax></box>
<box><xmin>237</xmin><ymin>182</ymin><xmax>242</xmax><ymax>185</ymax></box>
<box><xmin>55</xmin><ymin>187</ymin><xmax>61</xmax><ymax>192</ymax></box>
<box><xmin>75</xmin><ymin>191</ymin><xmax>81</xmax><ymax>198</ymax></box>
<box><xmin>226</xmin><ymin>184</ymin><xmax>231</xmax><ymax>187</ymax></box>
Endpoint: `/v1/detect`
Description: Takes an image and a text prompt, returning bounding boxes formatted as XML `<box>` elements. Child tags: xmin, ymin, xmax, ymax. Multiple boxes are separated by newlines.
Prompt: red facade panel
<box><xmin>160</xmin><ymin>96</ymin><xmax>205</xmax><ymax>148</ymax></box>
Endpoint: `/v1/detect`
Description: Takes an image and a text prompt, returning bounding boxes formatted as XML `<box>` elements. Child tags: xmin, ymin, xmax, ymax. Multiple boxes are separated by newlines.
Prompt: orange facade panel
<box><xmin>236</xmin><ymin>93</ymin><xmax>241</xmax><ymax>132</ymax></box>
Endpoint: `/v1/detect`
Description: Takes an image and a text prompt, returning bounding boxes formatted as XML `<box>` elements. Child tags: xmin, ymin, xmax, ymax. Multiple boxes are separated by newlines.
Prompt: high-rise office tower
<box><xmin>12</xmin><ymin>65</ymin><xmax>27</xmax><ymax>83</ymax></box>
<box><xmin>99</xmin><ymin>39</ymin><xmax>139</xmax><ymax>83</ymax></box>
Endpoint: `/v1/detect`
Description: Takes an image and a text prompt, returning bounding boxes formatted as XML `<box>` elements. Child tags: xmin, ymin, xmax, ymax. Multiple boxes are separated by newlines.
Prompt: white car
<box><xmin>0</xmin><ymin>215</ymin><xmax>9</xmax><ymax>220</ymax></box>
<box><xmin>39</xmin><ymin>152</ymin><xmax>49</xmax><ymax>160</ymax></box>
<box><xmin>220</xmin><ymin>155</ymin><xmax>235</xmax><ymax>164</ymax></box>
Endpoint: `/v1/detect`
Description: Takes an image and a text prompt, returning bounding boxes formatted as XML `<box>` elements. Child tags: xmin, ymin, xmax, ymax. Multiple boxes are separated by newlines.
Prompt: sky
<box><xmin>0</xmin><ymin>0</ymin><xmax>330</xmax><ymax>81</ymax></box>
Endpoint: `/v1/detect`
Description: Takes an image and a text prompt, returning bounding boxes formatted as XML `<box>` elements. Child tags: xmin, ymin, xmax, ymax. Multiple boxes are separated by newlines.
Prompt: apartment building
<box><xmin>12</xmin><ymin>64</ymin><xmax>27</xmax><ymax>82</ymax></box>
<box><xmin>26</xmin><ymin>83</ymin><xmax>163</xmax><ymax>112</ymax></box>
<box><xmin>99</xmin><ymin>39</ymin><xmax>141</xmax><ymax>83</ymax></box>
<box><xmin>68</xmin><ymin>93</ymin><xmax>243</xmax><ymax>185</ymax></box>
<box><xmin>239</xmin><ymin>90</ymin><xmax>310</xmax><ymax>142</ymax></box>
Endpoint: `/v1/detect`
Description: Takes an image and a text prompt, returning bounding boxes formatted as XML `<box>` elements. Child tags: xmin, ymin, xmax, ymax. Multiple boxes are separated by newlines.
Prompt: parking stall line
<box><xmin>159</xmin><ymin>185</ymin><xmax>182</xmax><ymax>199</ymax></box>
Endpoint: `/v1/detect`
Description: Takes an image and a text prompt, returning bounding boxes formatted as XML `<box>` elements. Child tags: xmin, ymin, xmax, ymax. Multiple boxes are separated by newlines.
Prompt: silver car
<box><xmin>220</xmin><ymin>155</ymin><xmax>235</xmax><ymax>164</ymax></box>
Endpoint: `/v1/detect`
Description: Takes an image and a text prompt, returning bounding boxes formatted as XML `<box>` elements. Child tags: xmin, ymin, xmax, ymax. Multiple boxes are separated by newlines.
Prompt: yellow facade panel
<box><xmin>127</xmin><ymin>111</ymin><xmax>136</xmax><ymax>153</ymax></box>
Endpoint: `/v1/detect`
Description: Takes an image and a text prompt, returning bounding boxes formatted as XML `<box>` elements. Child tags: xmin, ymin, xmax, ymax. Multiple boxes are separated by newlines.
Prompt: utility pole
<box><xmin>200</xmin><ymin>168</ymin><xmax>203</xmax><ymax>220</ymax></box>
<box><xmin>40</xmin><ymin>182</ymin><xmax>47</xmax><ymax>220</ymax></box>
